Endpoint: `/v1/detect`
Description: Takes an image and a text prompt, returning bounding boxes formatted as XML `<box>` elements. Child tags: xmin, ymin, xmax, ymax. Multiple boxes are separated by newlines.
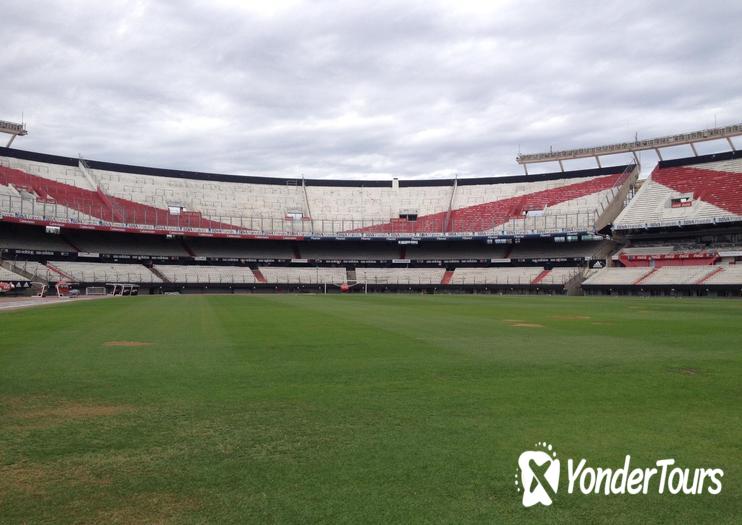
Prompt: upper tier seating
<box><xmin>66</xmin><ymin>231</ymin><xmax>189</xmax><ymax>256</ymax></box>
<box><xmin>186</xmin><ymin>239</ymin><xmax>293</xmax><ymax>259</ymax></box>
<box><xmin>0</xmin><ymin>165</ymin><xmax>235</xmax><ymax>231</ymax></box>
<box><xmin>355</xmin><ymin>170</ymin><xmax>632</xmax><ymax>235</ymax></box>
<box><xmin>1</xmin><ymin>151</ymin><xmax>635</xmax><ymax>236</ymax></box>
<box><xmin>406</xmin><ymin>243</ymin><xmax>509</xmax><ymax>260</ymax></box>
<box><xmin>0</xmin><ymin>226</ymin><xmax>76</xmax><ymax>252</ymax></box>
<box><xmin>615</xmin><ymin>156</ymin><xmax>742</xmax><ymax>230</ymax></box>
<box><xmin>508</xmin><ymin>241</ymin><xmax>605</xmax><ymax>260</ymax></box>
<box><xmin>49</xmin><ymin>261</ymin><xmax>161</xmax><ymax>283</ymax></box>
<box><xmin>299</xmin><ymin>242</ymin><xmax>400</xmax><ymax>261</ymax></box>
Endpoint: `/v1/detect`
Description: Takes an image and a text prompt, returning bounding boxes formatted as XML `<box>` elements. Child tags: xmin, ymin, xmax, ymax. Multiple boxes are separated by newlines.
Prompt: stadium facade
<box><xmin>1</xmin><ymin>136</ymin><xmax>741</xmax><ymax>297</ymax></box>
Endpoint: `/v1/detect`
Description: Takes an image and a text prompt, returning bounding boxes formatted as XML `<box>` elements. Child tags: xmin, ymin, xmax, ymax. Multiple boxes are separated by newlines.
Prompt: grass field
<box><xmin>0</xmin><ymin>295</ymin><xmax>740</xmax><ymax>524</ymax></box>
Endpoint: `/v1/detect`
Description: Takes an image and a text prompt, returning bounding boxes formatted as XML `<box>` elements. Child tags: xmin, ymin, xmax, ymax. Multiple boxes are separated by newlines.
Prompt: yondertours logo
<box><xmin>515</xmin><ymin>442</ymin><xmax>724</xmax><ymax>507</ymax></box>
<box><xmin>516</xmin><ymin>442</ymin><xmax>560</xmax><ymax>507</ymax></box>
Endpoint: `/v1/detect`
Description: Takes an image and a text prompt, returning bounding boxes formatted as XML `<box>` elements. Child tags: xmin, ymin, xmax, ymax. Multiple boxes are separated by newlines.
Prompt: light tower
<box><xmin>0</xmin><ymin>119</ymin><xmax>28</xmax><ymax>147</ymax></box>
<box><xmin>515</xmin><ymin>122</ymin><xmax>742</xmax><ymax>174</ymax></box>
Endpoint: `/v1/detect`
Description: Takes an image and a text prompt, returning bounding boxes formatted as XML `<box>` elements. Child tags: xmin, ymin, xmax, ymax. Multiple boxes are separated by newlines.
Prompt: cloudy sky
<box><xmin>2</xmin><ymin>0</ymin><xmax>741</xmax><ymax>179</ymax></box>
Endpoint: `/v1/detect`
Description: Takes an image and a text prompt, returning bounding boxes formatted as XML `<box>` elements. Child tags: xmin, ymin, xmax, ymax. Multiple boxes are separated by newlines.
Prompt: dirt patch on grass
<box><xmin>510</xmin><ymin>323</ymin><xmax>544</xmax><ymax>328</ymax></box>
<box><xmin>103</xmin><ymin>341</ymin><xmax>153</xmax><ymax>347</ymax></box>
<box><xmin>550</xmin><ymin>315</ymin><xmax>591</xmax><ymax>320</ymax></box>
<box><xmin>672</xmin><ymin>367</ymin><xmax>700</xmax><ymax>376</ymax></box>
<box><xmin>591</xmin><ymin>321</ymin><xmax>614</xmax><ymax>326</ymax></box>
<box><xmin>1</xmin><ymin>396</ymin><xmax>134</xmax><ymax>430</ymax></box>
<box><xmin>20</xmin><ymin>403</ymin><xmax>131</xmax><ymax>420</ymax></box>
<box><xmin>94</xmin><ymin>492</ymin><xmax>201</xmax><ymax>524</ymax></box>
<box><xmin>0</xmin><ymin>462</ymin><xmax>111</xmax><ymax>496</ymax></box>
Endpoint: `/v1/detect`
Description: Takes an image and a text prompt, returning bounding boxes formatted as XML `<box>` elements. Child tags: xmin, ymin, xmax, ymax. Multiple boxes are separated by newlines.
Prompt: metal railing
<box><xmin>0</xmin><ymin>193</ymin><xmax>607</xmax><ymax>237</ymax></box>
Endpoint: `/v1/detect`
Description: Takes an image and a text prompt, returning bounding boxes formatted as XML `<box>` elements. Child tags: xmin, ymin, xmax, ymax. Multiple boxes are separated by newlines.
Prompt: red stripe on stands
<box><xmin>653</xmin><ymin>166</ymin><xmax>742</xmax><ymax>215</ymax></box>
<box><xmin>0</xmin><ymin>166</ymin><xmax>240</xmax><ymax>231</ymax></box>
<box><xmin>351</xmin><ymin>172</ymin><xmax>624</xmax><ymax>234</ymax></box>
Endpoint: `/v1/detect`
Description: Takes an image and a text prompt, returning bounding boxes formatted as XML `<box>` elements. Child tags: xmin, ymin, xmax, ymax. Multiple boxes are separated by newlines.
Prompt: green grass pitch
<box><xmin>0</xmin><ymin>295</ymin><xmax>740</xmax><ymax>523</ymax></box>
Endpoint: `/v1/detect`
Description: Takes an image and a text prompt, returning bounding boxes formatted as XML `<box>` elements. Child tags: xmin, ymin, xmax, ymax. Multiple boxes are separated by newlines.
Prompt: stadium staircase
<box><xmin>632</xmin><ymin>268</ymin><xmax>657</xmax><ymax>285</ymax></box>
<box><xmin>531</xmin><ymin>269</ymin><xmax>551</xmax><ymax>284</ymax></box>
<box><xmin>60</xmin><ymin>234</ymin><xmax>81</xmax><ymax>252</ymax></box>
<box><xmin>95</xmin><ymin>187</ymin><xmax>123</xmax><ymax>222</ymax></box>
<box><xmin>563</xmin><ymin>269</ymin><xmax>586</xmax><ymax>296</ymax></box>
<box><xmin>695</xmin><ymin>266</ymin><xmax>724</xmax><ymax>285</ymax></box>
<box><xmin>181</xmin><ymin>240</ymin><xmax>197</xmax><ymax>257</ymax></box>
<box><xmin>148</xmin><ymin>266</ymin><xmax>171</xmax><ymax>283</ymax></box>
<box><xmin>45</xmin><ymin>262</ymin><xmax>74</xmax><ymax>281</ymax></box>
<box><xmin>441</xmin><ymin>270</ymin><xmax>454</xmax><ymax>285</ymax></box>
<box><xmin>346</xmin><ymin>268</ymin><xmax>357</xmax><ymax>283</ymax></box>
<box><xmin>251</xmin><ymin>267</ymin><xmax>267</xmax><ymax>283</ymax></box>
<box><xmin>0</xmin><ymin>259</ymin><xmax>38</xmax><ymax>282</ymax></box>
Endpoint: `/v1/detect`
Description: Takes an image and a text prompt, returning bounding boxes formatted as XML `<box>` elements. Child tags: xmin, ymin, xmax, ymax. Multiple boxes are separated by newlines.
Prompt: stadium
<box><xmin>1</xmin><ymin>121</ymin><xmax>740</xmax><ymax>523</ymax></box>
<box><xmin>1</xmin><ymin>2</ymin><xmax>741</xmax><ymax>523</ymax></box>
<box><xmin>1</xmin><ymin>123</ymin><xmax>742</xmax><ymax>297</ymax></box>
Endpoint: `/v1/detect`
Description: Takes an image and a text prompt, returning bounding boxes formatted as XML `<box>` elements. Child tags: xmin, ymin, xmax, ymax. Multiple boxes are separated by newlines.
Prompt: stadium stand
<box><xmin>3</xmin><ymin>144</ymin><xmax>742</xmax><ymax>296</ymax></box>
<box><xmin>48</xmin><ymin>261</ymin><xmax>161</xmax><ymax>283</ymax></box>
<box><xmin>65</xmin><ymin>231</ymin><xmax>189</xmax><ymax>257</ymax></box>
<box><xmin>0</xmin><ymin>224</ymin><xmax>76</xmax><ymax>252</ymax></box>
<box><xmin>406</xmin><ymin>243</ymin><xmax>509</xmax><ymax>261</ymax></box>
<box><xmin>582</xmin><ymin>267</ymin><xmax>653</xmax><ymax>286</ymax></box>
<box><xmin>638</xmin><ymin>266</ymin><xmax>718</xmax><ymax>285</ymax></box>
<box><xmin>3</xmin><ymin>260</ymin><xmax>58</xmax><ymax>282</ymax></box>
<box><xmin>299</xmin><ymin>242</ymin><xmax>400</xmax><ymax>261</ymax></box>
<box><xmin>448</xmin><ymin>267</ymin><xmax>544</xmax><ymax>285</ymax></box>
<box><xmin>508</xmin><ymin>241</ymin><xmax>608</xmax><ymax>260</ymax></box>
<box><xmin>259</xmin><ymin>267</ymin><xmax>347</xmax><ymax>284</ymax></box>
<box><xmin>153</xmin><ymin>265</ymin><xmax>256</xmax><ymax>284</ymax></box>
<box><xmin>185</xmin><ymin>238</ymin><xmax>293</xmax><ymax>259</ymax></box>
<box><xmin>539</xmin><ymin>267</ymin><xmax>582</xmax><ymax>285</ymax></box>
<box><xmin>702</xmin><ymin>264</ymin><xmax>742</xmax><ymax>285</ymax></box>
<box><xmin>0</xmin><ymin>147</ymin><xmax>635</xmax><ymax>236</ymax></box>
<box><xmin>615</xmin><ymin>152</ymin><xmax>742</xmax><ymax>230</ymax></box>
<box><xmin>354</xmin><ymin>268</ymin><xmax>446</xmax><ymax>285</ymax></box>
<box><xmin>0</xmin><ymin>266</ymin><xmax>28</xmax><ymax>282</ymax></box>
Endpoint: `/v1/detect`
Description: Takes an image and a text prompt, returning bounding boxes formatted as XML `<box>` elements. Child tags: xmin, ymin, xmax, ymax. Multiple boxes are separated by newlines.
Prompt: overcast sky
<box><xmin>2</xmin><ymin>0</ymin><xmax>741</xmax><ymax>179</ymax></box>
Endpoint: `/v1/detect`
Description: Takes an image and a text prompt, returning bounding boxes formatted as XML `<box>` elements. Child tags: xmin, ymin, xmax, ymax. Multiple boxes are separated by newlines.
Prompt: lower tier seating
<box><xmin>48</xmin><ymin>261</ymin><xmax>162</xmax><ymax>283</ymax></box>
<box><xmin>582</xmin><ymin>267</ymin><xmax>652</xmax><ymax>285</ymax></box>
<box><xmin>3</xmin><ymin>261</ymin><xmax>56</xmax><ymax>281</ymax></box>
<box><xmin>583</xmin><ymin>265</ymin><xmax>734</xmax><ymax>286</ymax></box>
<box><xmin>355</xmin><ymin>268</ymin><xmax>446</xmax><ymax>284</ymax></box>
<box><xmin>258</xmin><ymin>267</ymin><xmax>347</xmax><ymax>284</ymax></box>
<box><xmin>0</xmin><ymin>266</ymin><xmax>28</xmax><ymax>282</ymax></box>
<box><xmin>449</xmin><ymin>267</ymin><xmax>544</xmax><ymax>285</ymax></box>
<box><xmin>154</xmin><ymin>265</ymin><xmax>256</xmax><ymax>284</ymax></box>
<box><xmin>703</xmin><ymin>265</ymin><xmax>742</xmax><ymax>285</ymax></box>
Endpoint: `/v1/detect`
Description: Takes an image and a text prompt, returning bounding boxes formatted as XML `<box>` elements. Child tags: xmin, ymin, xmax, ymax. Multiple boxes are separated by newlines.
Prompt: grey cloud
<box><xmin>2</xmin><ymin>0</ymin><xmax>741</xmax><ymax>180</ymax></box>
